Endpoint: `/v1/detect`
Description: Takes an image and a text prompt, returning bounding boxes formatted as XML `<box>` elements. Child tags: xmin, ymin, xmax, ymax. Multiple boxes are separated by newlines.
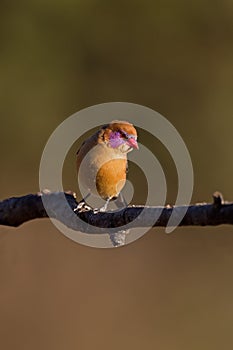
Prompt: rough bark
<box><xmin>0</xmin><ymin>191</ymin><xmax>232</xmax><ymax>234</ymax></box>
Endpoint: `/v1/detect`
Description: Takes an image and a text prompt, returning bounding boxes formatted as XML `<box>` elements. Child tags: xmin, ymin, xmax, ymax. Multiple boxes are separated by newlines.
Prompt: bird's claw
<box><xmin>74</xmin><ymin>201</ymin><xmax>91</xmax><ymax>213</ymax></box>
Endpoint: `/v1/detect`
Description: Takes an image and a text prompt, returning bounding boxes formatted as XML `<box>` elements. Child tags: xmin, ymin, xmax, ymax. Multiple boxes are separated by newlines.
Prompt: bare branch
<box><xmin>0</xmin><ymin>191</ymin><xmax>233</xmax><ymax>234</ymax></box>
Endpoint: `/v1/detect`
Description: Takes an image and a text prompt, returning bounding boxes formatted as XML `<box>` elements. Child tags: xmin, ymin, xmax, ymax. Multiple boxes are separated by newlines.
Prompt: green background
<box><xmin>1</xmin><ymin>1</ymin><xmax>233</xmax><ymax>349</ymax></box>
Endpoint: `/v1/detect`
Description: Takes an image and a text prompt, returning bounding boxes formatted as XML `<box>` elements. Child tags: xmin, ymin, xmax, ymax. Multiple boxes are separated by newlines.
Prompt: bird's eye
<box><xmin>120</xmin><ymin>131</ymin><xmax>128</xmax><ymax>139</ymax></box>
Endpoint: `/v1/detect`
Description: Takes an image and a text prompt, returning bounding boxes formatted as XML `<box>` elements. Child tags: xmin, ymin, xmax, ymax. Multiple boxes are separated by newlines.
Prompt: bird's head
<box><xmin>103</xmin><ymin>120</ymin><xmax>138</xmax><ymax>153</ymax></box>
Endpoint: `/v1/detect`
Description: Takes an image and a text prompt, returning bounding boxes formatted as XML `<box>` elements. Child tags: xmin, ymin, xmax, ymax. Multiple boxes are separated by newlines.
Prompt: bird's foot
<box><xmin>93</xmin><ymin>205</ymin><xmax>106</xmax><ymax>214</ymax></box>
<box><xmin>74</xmin><ymin>200</ymin><xmax>91</xmax><ymax>213</ymax></box>
<box><xmin>93</xmin><ymin>198</ymin><xmax>111</xmax><ymax>214</ymax></box>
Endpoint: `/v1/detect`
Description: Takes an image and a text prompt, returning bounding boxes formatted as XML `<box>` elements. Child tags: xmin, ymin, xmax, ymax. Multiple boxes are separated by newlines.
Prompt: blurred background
<box><xmin>1</xmin><ymin>0</ymin><xmax>233</xmax><ymax>349</ymax></box>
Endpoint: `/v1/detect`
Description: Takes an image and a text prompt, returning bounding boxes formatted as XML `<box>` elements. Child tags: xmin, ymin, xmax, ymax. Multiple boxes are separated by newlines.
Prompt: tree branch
<box><xmin>0</xmin><ymin>191</ymin><xmax>232</xmax><ymax>234</ymax></box>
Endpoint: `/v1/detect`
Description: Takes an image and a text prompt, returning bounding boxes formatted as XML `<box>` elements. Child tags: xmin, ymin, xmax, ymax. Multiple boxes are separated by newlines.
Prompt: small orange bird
<box><xmin>76</xmin><ymin>120</ymin><xmax>138</xmax><ymax>211</ymax></box>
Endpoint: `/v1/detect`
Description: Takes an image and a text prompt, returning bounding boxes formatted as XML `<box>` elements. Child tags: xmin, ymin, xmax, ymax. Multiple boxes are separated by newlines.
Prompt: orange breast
<box><xmin>96</xmin><ymin>158</ymin><xmax>127</xmax><ymax>200</ymax></box>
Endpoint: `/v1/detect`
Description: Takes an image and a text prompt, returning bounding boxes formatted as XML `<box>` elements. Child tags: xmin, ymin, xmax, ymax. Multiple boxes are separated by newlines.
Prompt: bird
<box><xmin>76</xmin><ymin>120</ymin><xmax>138</xmax><ymax>213</ymax></box>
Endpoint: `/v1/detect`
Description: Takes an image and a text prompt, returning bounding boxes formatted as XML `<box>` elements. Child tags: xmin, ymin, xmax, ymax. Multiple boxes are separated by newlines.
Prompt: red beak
<box><xmin>128</xmin><ymin>137</ymin><xmax>139</xmax><ymax>149</ymax></box>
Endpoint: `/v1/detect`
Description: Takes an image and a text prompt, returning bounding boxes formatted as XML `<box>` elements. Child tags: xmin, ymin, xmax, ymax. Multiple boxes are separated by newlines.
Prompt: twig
<box><xmin>0</xmin><ymin>191</ymin><xmax>232</xmax><ymax>234</ymax></box>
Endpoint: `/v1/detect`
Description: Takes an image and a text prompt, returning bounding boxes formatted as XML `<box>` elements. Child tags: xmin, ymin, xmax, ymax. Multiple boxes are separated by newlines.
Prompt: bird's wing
<box><xmin>76</xmin><ymin>129</ymin><xmax>104</xmax><ymax>171</ymax></box>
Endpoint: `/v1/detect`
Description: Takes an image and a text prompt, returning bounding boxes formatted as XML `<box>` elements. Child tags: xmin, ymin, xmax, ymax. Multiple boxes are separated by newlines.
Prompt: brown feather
<box><xmin>102</xmin><ymin>121</ymin><xmax>137</xmax><ymax>142</ymax></box>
